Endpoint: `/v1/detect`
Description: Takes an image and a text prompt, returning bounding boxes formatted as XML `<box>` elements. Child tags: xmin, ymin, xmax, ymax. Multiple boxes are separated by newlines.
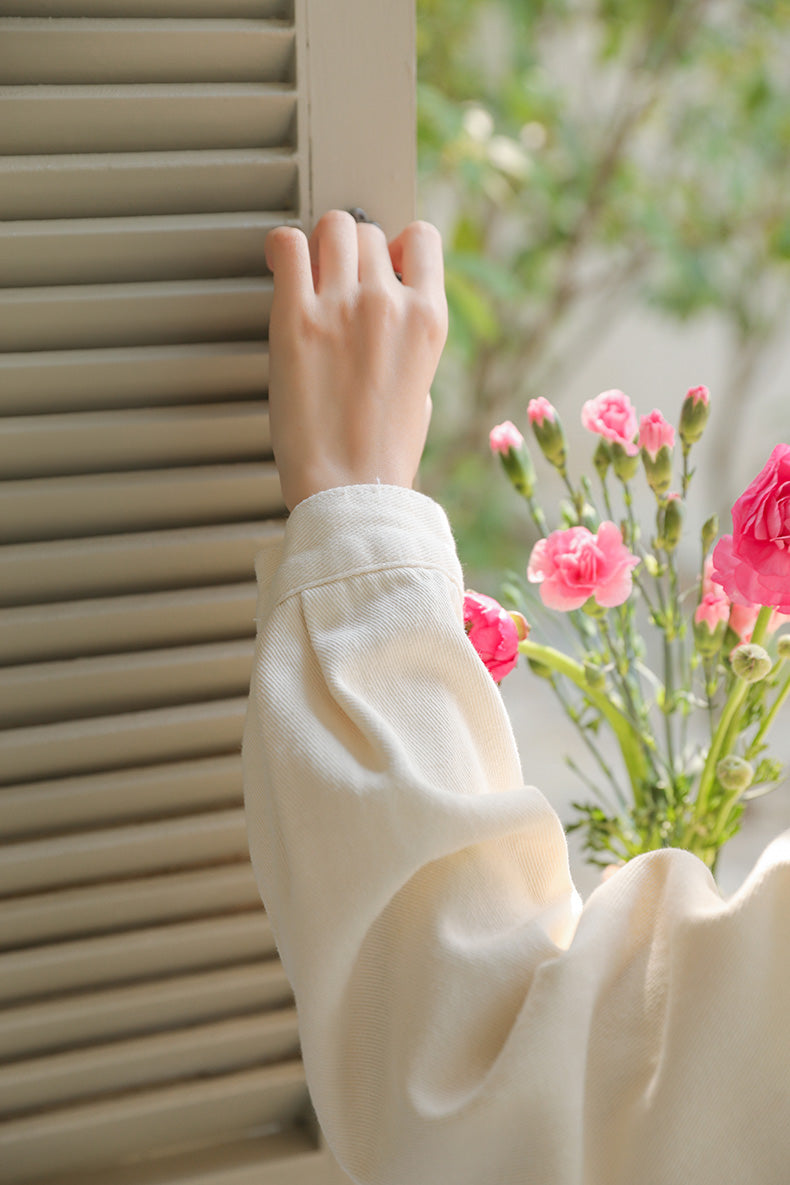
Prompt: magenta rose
<box><xmin>711</xmin><ymin>443</ymin><xmax>790</xmax><ymax>613</ymax></box>
<box><xmin>463</xmin><ymin>591</ymin><xmax>521</xmax><ymax>681</ymax></box>
<box><xmin>527</xmin><ymin>522</ymin><xmax>640</xmax><ymax>611</ymax></box>
<box><xmin>581</xmin><ymin>389</ymin><xmax>639</xmax><ymax>456</ymax></box>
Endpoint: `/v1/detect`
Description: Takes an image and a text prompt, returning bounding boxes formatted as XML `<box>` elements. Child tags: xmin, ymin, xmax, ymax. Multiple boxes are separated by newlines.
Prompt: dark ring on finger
<box><xmin>347</xmin><ymin>207</ymin><xmax>402</xmax><ymax>282</ymax></box>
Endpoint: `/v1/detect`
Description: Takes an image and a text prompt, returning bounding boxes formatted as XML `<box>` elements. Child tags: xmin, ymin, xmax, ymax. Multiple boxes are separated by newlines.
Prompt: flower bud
<box><xmin>639</xmin><ymin>410</ymin><xmax>675</xmax><ymax>497</ymax></box>
<box><xmin>701</xmin><ymin>514</ymin><xmax>719</xmax><ymax>556</ymax></box>
<box><xmin>489</xmin><ymin>420</ymin><xmax>524</xmax><ymax>455</ymax></box>
<box><xmin>501</xmin><ymin>445</ymin><xmax>536</xmax><ymax>497</ymax></box>
<box><xmin>656</xmin><ymin>494</ymin><xmax>683</xmax><ymax>552</ymax></box>
<box><xmin>730</xmin><ymin>643</ymin><xmax>772</xmax><ymax>682</ymax></box>
<box><xmin>777</xmin><ymin>633</ymin><xmax>790</xmax><ymax>659</ymax></box>
<box><xmin>642</xmin><ymin>446</ymin><xmax>673</xmax><ymax>498</ymax></box>
<box><xmin>527</xmin><ymin>397</ymin><xmax>567</xmax><ymax>472</ymax></box>
<box><xmin>679</xmin><ymin>385</ymin><xmax>710</xmax><ymax>447</ymax></box>
<box><xmin>508</xmin><ymin>611</ymin><xmax>531</xmax><ymax>641</ymax></box>
<box><xmin>693</xmin><ymin>603</ymin><xmax>728</xmax><ymax>657</ymax></box>
<box><xmin>715</xmin><ymin>755</ymin><xmax>753</xmax><ymax>794</ymax></box>
<box><xmin>611</xmin><ymin>441</ymin><xmax>640</xmax><ymax>482</ymax></box>
<box><xmin>490</xmin><ymin>421</ymin><xmax>536</xmax><ymax>498</ymax></box>
<box><xmin>593</xmin><ymin>438</ymin><xmax>611</xmax><ymax>479</ymax></box>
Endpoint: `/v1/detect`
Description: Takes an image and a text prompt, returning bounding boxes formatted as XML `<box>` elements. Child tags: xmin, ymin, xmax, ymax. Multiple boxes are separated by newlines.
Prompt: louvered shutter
<box><xmin>0</xmin><ymin>2</ymin><xmax>415</xmax><ymax>1182</ymax></box>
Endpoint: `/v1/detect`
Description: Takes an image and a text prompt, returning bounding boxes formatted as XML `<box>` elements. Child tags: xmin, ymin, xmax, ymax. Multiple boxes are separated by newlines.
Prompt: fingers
<box><xmin>265</xmin><ymin>226</ymin><xmax>314</xmax><ymax>307</ymax></box>
<box><xmin>267</xmin><ymin>213</ymin><xmax>445</xmax><ymax>307</ymax></box>
<box><xmin>308</xmin><ymin>210</ymin><xmax>359</xmax><ymax>294</ymax></box>
<box><xmin>388</xmin><ymin>221</ymin><xmax>445</xmax><ymax>303</ymax></box>
<box><xmin>356</xmin><ymin>221</ymin><xmax>399</xmax><ymax>288</ymax></box>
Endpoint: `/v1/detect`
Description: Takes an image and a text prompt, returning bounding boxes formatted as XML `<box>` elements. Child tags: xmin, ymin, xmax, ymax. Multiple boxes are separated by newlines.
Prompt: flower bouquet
<box><xmin>464</xmin><ymin>387</ymin><xmax>790</xmax><ymax>873</ymax></box>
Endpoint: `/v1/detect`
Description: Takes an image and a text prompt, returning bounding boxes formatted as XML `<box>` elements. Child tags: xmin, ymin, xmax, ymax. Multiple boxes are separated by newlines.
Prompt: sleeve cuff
<box><xmin>255</xmin><ymin>484</ymin><xmax>464</xmax><ymax>618</ymax></box>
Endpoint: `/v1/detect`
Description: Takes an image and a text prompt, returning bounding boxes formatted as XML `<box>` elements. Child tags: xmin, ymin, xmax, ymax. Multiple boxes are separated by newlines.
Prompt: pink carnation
<box><xmin>489</xmin><ymin>420</ymin><xmax>524</xmax><ymax>455</ymax></box>
<box><xmin>581</xmin><ymin>389</ymin><xmax>639</xmax><ymax>456</ymax></box>
<box><xmin>639</xmin><ymin>409</ymin><xmax>675</xmax><ymax>461</ymax></box>
<box><xmin>695</xmin><ymin>592</ymin><xmax>730</xmax><ymax>634</ymax></box>
<box><xmin>527</xmin><ymin>521</ymin><xmax>639</xmax><ymax>611</ymax></box>
<box><xmin>685</xmin><ymin>385</ymin><xmax>710</xmax><ymax>408</ymax></box>
<box><xmin>527</xmin><ymin>397</ymin><xmax>556</xmax><ymax>427</ymax></box>
<box><xmin>463</xmin><ymin>591</ymin><xmax>521</xmax><ymax>681</ymax></box>
<box><xmin>711</xmin><ymin>443</ymin><xmax>790</xmax><ymax>613</ymax></box>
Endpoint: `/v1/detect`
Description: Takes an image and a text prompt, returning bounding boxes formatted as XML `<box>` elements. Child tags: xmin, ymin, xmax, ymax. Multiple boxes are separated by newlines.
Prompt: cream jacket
<box><xmin>242</xmin><ymin>483</ymin><xmax>789</xmax><ymax>1185</ymax></box>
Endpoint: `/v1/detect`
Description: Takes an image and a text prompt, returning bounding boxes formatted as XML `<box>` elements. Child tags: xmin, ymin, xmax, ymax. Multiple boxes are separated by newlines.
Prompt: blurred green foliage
<box><xmin>416</xmin><ymin>0</ymin><xmax>790</xmax><ymax>578</ymax></box>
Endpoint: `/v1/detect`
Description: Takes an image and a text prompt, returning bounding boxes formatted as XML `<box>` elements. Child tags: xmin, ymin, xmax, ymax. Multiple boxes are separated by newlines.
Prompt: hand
<box><xmin>264</xmin><ymin>209</ymin><xmax>448</xmax><ymax>511</ymax></box>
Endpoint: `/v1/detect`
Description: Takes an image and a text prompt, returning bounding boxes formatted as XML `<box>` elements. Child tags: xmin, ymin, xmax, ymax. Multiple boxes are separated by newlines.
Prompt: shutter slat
<box><xmin>0</xmin><ymin>214</ymin><xmax>298</xmax><ymax>288</ymax></box>
<box><xmin>1</xmin><ymin>862</ymin><xmax>261</xmax><ymax>948</ymax></box>
<box><xmin>0</xmin><ymin>278</ymin><xmax>273</xmax><ymax>352</ymax></box>
<box><xmin>0</xmin><ymin>912</ymin><xmax>276</xmax><ymax>1006</ymax></box>
<box><xmin>0</xmin><ymin>405</ymin><xmax>271</xmax><ymax>481</ymax></box>
<box><xmin>0</xmin><ymin>343</ymin><xmax>270</xmax><ymax>415</ymax></box>
<box><xmin>0</xmin><ymin>462</ymin><xmax>283</xmax><ymax>545</ymax></box>
<box><xmin>0</xmin><ymin>697</ymin><xmax>248</xmax><ymax>787</ymax></box>
<box><xmin>0</xmin><ymin>1061</ymin><xmax>308</xmax><ymax>1185</ymax></box>
<box><xmin>0</xmin><ymin>149</ymin><xmax>298</xmax><ymax>220</ymax></box>
<box><xmin>0</xmin><ymin>639</ymin><xmax>254</xmax><ymax>729</ymax></box>
<box><xmin>0</xmin><ymin>960</ymin><xmax>292</xmax><ymax>1063</ymax></box>
<box><xmin>0</xmin><ymin>521</ymin><xmax>283</xmax><ymax>606</ymax></box>
<box><xmin>1</xmin><ymin>809</ymin><xmax>249</xmax><ymax>897</ymax></box>
<box><xmin>1</xmin><ymin>85</ymin><xmax>295</xmax><ymax>155</ymax></box>
<box><xmin>0</xmin><ymin>19</ymin><xmax>294</xmax><ymax>86</ymax></box>
<box><xmin>0</xmin><ymin>1008</ymin><xmax>301</xmax><ymax>1119</ymax></box>
<box><xmin>0</xmin><ymin>755</ymin><xmax>244</xmax><ymax>841</ymax></box>
<box><xmin>45</xmin><ymin>1129</ymin><xmax>324</xmax><ymax>1185</ymax></box>
<box><xmin>0</xmin><ymin>583</ymin><xmax>257</xmax><ymax>665</ymax></box>
<box><xmin>0</xmin><ymin>2</ymin><xmax>291</xmax><ymax>16</ymax></box>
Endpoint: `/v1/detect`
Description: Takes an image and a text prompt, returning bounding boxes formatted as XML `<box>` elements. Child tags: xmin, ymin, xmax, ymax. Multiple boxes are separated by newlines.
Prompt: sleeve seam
<box><xmin>262</xmin><ymin>559</ymin><xmax>465</xmax><ymax>615</ymax></box>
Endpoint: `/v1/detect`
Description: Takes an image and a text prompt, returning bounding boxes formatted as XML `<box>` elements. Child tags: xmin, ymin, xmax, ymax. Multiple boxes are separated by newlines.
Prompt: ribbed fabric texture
<box><xmin>242</xmin><ymin>484</ymin><xmax>790</xmax><ymax>1185</ymax></box>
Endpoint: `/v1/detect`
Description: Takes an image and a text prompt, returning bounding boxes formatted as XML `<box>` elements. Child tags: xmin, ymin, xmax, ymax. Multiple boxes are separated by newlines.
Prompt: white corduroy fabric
<box><xmin>242</xmin><ymin>483</ymin><xmax>790</xmax><ymax>1185</ymax></box>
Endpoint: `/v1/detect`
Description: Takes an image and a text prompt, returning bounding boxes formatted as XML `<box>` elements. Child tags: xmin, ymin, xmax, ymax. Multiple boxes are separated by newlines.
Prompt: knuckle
<box><xmin>359</xmin><ymin>285</ymin><xmax>396</xmax><ymax>316</ymax></box>
<box><xmin>412</xmin><ymin>293</ymin><xmax>448</xmax><ymax>344</ymax></box>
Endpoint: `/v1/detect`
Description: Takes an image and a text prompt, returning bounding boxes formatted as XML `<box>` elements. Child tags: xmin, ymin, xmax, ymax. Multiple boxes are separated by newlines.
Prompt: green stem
<box><xmin>551</xmin><ymin>677</ymin><xmax>628</xmax><ymax>810</ymax></box>
<box><xmin>694</xmin><ymin>679</ymin><xmax>750</xmax><ymax>822</ymax></box>
<box><xmin>561</xmin><ymin>472</ymin><xmax>585</xmax><ymax>521</ymax></box>
<box><xmin>719</xmin><ymin>605</ymin><xmax>774</xmax><ymax>756</ymax></box>
<box><xmin>599</xmin><ymin>473</ymin><xmax>615</xmax><ymax>523</ymax></box>
<box><xmin>692</xmin><ymin>608</ymin><xmax>775</xmax><ymax>835</ymax></box>
<box><xmin>519</xmin><ymin>638</ymin><xmax>649</xmax><ymax>805</ymax></box>
<box><xmin>525</xmin><ymin>494</ymin><xmax>549</xmax><ymax>538</ymax></box>
<box><xmin>749</xmin><ymin>604</ymin><xmax>773</xmax><ymax>649</ymax></box>
<box><xmin>681</xmin><ymin>444</ymin><xmax>692</xmax><ymax>498</ymax></box>
<box><xmin>622</xmin><ymin>483</ymin><xmax>639</xmax><ymax>551</ymax></box>
<box><xmin>663</xmin><ymin>633</ymin><xmax>675</xmax><ymax>779</ymax></box>
<box><xmin>661</xmin><ymin>552</ymin><xmax>681</xmax><ymax>781</ymax></box>
<box><xmin>599</xmin><ymin>616</ymin><xmax>651</xmax><ymax>756</ymax></box>
<box><xmin>746</xmin><ymin>663</ymin><xmax>790</xmax><ymax>760</ymax></box>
